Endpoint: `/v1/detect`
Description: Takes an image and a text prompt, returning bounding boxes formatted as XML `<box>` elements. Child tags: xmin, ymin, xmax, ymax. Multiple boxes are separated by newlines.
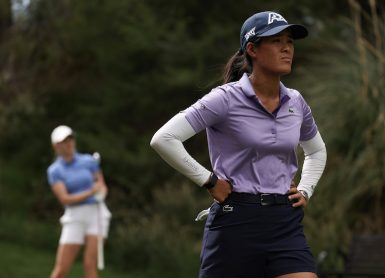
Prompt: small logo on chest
<box><xmin>288</xmin><ymin>107</ymin><xmax>295</xmax><ymax>113</ymax></box>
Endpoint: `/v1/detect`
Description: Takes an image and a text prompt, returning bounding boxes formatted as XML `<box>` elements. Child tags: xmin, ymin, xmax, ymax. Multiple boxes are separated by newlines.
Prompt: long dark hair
<box><xmin>222</xmin><ymin>50</ymin><xmax>250</xmax><ymax>84</ymax></box>
<box><xmin>222</xmin><ymin>39</ymin><xmax>261</xmax><ymax>84</ymax></box>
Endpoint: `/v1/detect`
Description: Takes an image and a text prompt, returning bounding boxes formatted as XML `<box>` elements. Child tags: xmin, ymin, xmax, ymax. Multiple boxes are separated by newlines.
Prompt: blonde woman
<box><xmin>48</xmin><ymin>125</ymin><xmax>111</xmax><ymax>278</ymax></box>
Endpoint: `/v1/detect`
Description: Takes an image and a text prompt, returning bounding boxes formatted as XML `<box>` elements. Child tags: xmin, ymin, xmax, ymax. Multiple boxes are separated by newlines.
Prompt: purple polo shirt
<box><xmin>184</xmin><ymin>73</ymin><xmax>318</xmax><ymax>195</ymax></box>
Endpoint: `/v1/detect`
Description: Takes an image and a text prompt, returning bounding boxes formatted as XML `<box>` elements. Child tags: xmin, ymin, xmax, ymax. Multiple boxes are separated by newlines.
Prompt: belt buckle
<box><xmin>260</xmin><ymin>193</ymin><xmax>270</xmax><ymax>206</ymax></box>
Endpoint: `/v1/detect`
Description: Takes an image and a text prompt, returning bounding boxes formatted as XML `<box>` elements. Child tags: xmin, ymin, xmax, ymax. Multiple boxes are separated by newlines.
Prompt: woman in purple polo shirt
<box><xmin>151</xmin><ymin>11</ymin><xmax>326</xmax><ymax>278</ymax></box>
<box><xmin>47</xmin><ymin>125</ymin><xmax>111</xmax><ymax>278</ymax></box>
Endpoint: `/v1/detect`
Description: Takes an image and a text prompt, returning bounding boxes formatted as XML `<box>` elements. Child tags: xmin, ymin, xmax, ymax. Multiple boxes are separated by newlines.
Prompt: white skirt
<box><xmin>59</xmin><ymin>202</ymin><xmax>111</xmax><ymax>244</ymax></box>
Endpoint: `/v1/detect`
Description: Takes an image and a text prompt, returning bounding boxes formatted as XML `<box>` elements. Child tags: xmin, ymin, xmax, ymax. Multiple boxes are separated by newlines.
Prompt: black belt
<box><xmin>227</xmin><ymin>192</ymin><xmax>292</xmax><ymax>206</ymax></box>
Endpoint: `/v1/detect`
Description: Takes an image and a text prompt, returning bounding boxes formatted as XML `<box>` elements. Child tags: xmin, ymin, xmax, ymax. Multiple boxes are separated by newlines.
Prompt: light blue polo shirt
<box><xmin>47</xmin><ymin>152</ymin><xmax>100</xmax><ymax>205</ymax></box>
<box><xmin>184</xmin><ymin>73</ymin><xmax>318</xmax><ymax>195</ymax></box>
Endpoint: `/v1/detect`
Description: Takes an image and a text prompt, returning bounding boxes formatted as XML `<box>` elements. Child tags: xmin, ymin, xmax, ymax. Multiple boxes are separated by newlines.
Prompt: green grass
<box><xmin>0</xmin><ymin>241</ymin><xmax>136</xmax><ymax>278</ymax></box>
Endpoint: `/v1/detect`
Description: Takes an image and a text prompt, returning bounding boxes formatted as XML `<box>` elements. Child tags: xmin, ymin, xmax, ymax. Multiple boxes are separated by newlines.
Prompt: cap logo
<box><xmin>268</xmin><ymin>12</ymin><xmax>287</xmax><ymax>24</ymax></box>
<box><xmin>244</xmin><ymin>27</ymin><xmax>256</xmax><ymax>40</ymax></box>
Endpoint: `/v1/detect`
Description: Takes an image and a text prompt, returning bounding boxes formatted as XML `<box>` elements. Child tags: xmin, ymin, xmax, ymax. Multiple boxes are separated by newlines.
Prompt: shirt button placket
<box><xmin>271</xmin><ymin>120</ymin><xmax>277</xmax><ymax>142</ymax></box>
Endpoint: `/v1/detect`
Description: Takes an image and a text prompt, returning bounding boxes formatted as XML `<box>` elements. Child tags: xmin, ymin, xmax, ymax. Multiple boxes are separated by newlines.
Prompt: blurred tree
<box><xmin>0</xmin><ymin>0</ymin><xmax>12</xmax><ymax>37</ymax></box>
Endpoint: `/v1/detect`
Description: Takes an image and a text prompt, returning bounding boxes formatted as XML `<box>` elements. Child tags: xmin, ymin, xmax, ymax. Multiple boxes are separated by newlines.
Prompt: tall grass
<box><xmin>295</xmin><ymin>0</ymin><xmax>385</xmax><ymax>270</ymax></box>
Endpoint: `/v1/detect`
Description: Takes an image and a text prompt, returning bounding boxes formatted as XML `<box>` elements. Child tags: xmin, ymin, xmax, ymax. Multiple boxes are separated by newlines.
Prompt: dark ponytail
<box><xmin>222</xmin><ymin>49</ymin><xmax>251</xmax><ymax>84</ymax></box>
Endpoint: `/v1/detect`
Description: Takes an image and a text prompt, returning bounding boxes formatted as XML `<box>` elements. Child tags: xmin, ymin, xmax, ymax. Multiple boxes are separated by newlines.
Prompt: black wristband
<box><xmin>203</xmin><ymin>172</ymin><xmax>218</xmax><ymax>189</ymax></box>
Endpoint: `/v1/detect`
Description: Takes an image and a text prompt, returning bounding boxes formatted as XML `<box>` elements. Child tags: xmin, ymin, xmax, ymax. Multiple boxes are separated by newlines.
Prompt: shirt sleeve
<box><xmin>299</xmin><ymin>95</ymin><xmax>318</xmax><ymax>141</ymax></box>
<box><xmin>86</xmin><ymin>154</ymin><xmax>100</xmax><ymax>174</ymax></box>
<box><xmin>298</xmin><ymin>131</ymin><xmax>327</xmax><ymax>199</ymax></box>
<box><xmin>47</xmin><ymin>166</ymin><xmax>61</xmax><ymax>186</ymax></box>
<box><xmin>150</xmin><ymin>113</ymin><xmax>211</xmax><ymax>186</ymax></box>
<box><xmin>184</xmin><ymin>87</ymin><xmax>229</xmax><ymax>132</ymax></box>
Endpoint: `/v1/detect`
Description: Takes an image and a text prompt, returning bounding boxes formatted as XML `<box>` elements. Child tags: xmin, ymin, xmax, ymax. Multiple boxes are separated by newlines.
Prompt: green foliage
<box><xmin>1</xmin><ymin>0</ymin><xmax>385</xmax><ymax>275</ymax></box>
<box><xmin>107</xmin><ymin>183</ymin><xmax>209</xmax><ymax>277</ymax></box>
<box><xmin>293</xmin><ymin>0</ymin><xmax>385</xmax><ymax>269</ymax></box>
<box><xmin>0</xmin><ymin>0</ymin><xmax>12</xmax><ymax>36</ymax></box>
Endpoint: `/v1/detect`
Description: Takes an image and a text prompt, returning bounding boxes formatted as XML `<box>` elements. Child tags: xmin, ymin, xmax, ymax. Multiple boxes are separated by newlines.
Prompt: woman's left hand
<box><xmin>287</xmin><ymin>187</ymin><xmax>308</xmax><ymax>207</ymax></box>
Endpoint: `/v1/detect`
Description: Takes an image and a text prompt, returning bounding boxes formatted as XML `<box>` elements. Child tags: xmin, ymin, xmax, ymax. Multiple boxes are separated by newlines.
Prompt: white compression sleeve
<box><xmin>150</xmin><ymin>113</ymin><xmax>211</xmax><ymax>186</ymax></box>
<box><xmin>298</xmin><ymin>131</ymin><xmax>327</xmax><ymax>199</ymax></box>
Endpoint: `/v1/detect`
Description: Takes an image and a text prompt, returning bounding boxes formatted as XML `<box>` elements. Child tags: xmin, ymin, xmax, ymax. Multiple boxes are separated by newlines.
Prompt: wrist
<box><xmin>89</xmin><ymin>189</ymin><xmax>96</xmax><ymax>197</ymax></box>
<box><xmin>299</xmin><ymin>190</ymin><xmax>309</xmax><ymax>201</ymax></box>
<box><xmin>90</xmin><ymin>186</ymin><xmax>98</xmax><ymax>195</ymax></box>
<box><xmin>203</xmin><ymin>172</ymin><xmax>218</xmax><ymax>189</ymax></box>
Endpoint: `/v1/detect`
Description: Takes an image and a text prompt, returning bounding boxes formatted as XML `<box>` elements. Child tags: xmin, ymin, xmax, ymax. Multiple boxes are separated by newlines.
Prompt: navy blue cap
<box><xmin>240</xmin><ymin>11</ymin><xmax>308</xmax><ymax>53</ymax></box>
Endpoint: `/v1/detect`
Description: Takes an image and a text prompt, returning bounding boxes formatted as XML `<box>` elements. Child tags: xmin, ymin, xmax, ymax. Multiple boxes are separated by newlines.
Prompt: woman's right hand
<box><xmin>91</xmin><ymin>182</ymin><xmax>103</xmax><ymax>194</ymax></box>
<box><xmin>207</xmin><ymin>179</ymin><xmax>232</xmax><ymax>203</ymax></box>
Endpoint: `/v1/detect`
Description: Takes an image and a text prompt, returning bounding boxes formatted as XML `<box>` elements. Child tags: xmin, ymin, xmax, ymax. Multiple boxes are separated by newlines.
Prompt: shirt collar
<box><xmin>59</xmin><ymin>151</ymin><xmax>79</xmax><ymax>165</ymax></box>
<box><xmin>239</xmin><ymin>73</ymin><xmax>291</xmax><ymax>103</ymax></box>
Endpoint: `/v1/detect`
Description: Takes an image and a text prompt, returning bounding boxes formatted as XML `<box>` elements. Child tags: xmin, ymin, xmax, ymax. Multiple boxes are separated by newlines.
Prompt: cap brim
<box><xmin>259</xmin><ymin>24</ymin><xmax>308</xmax><ymax>39</ymax></box>
<box><xmin>52</xmin><ymin>133</ymin><xmax>74</xmax><ymax>144</ymax></box>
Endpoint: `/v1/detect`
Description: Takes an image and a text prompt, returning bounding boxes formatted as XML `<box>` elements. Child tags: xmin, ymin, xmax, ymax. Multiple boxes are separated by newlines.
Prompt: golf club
<box><xmin>92</xmin><ymin>152</ymin><xmax>104</xmax><ymax>271</ymax></box>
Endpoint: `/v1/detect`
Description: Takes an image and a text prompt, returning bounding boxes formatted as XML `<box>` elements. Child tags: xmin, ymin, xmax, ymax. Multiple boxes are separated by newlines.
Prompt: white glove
<box><xmin>195</xmin><ymin>208</ymin><xmax>210</xmax><ymax>221</ymax></box>
<box><xmin>94</xmin><ymin>191</ymin><xmax>106</xmax><ymax>202</ymax></box>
